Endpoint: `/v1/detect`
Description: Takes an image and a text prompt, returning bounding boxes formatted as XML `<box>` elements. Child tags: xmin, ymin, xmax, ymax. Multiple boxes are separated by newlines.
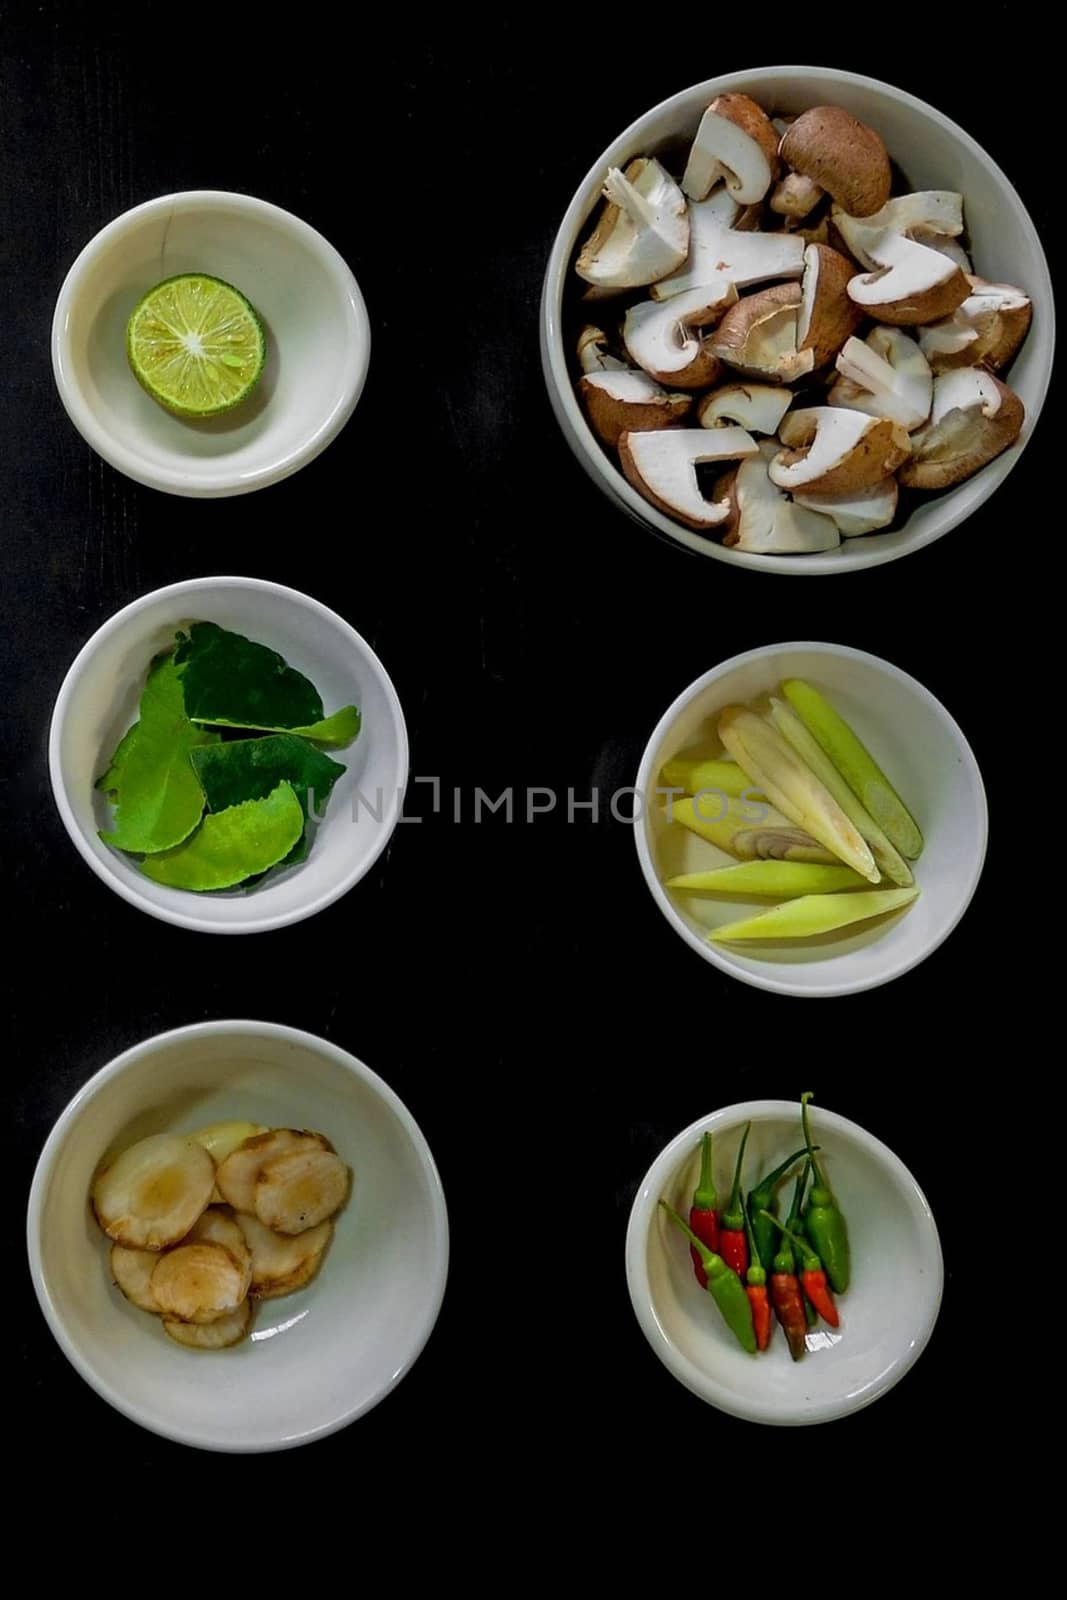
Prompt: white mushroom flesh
<box><xmin>621</xmin><ymin>428</ymin><xmax>759</xmax><ymax>528</ymax></box>
<box><xmin>699</xmin><ymin>383</ymin><xmax>793</xmax><ymax>434</ymax></box>
<box><xmin>769</xmin><ymin>407</ymin><xmax>903</xmax><ymax>490</ymax></box>
<box><xmin>793</xmin><ymin>478</ymin><xmax>899</xmax><ymax>536</ymax></box>
<box><xmin>918</xmin><ymin>281</ymin><xmax>1031</xmax><ymax>368</ymax></box>
<box><xmin>576</xmin><ymin>158</ymin><xmax>689</xmax><ymax>290</ymax></box>
<box><xmin>653</xmin><ymin>201</ymin><xmax>804</xmax><ymax>301</ymax></box>
<box><xmin>832</xmin><ymin>329</ymin><xmax>932</xmax><ymax>430</ymax></box>
<box><xmin>770</xmin><ymin>172</ymin><xmax>824</xmax><ymax>218</ymax></box>
<box><xmin>730</xmin><ymin>442</ymin><xmax>841</xmax><ymax>553</ymax></box>
<box><xmin>847</xmin><ymin>231</ymin><xmax>962</xmax><ymax>313</ymax></box>
<box><xmin>834</xmin><ymin>192</ymin><xmax>964</xmax><ymax>266</ymax></box>
<box><xmin>577</xmin><ymin>326</ymin><xmax>628</xmax><ymax>374</ymax></box>
<box><xmin>624</xmin><ymin>281</ymin><xmax>737</xmax><ymax>379</ymax></box>
<box><xmin>683</xmin><ymin>105</ymin><xmax>773</xmax><ymax>203</ymax></box>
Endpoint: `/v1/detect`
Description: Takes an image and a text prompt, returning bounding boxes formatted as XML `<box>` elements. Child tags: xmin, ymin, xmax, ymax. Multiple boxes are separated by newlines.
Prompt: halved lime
<box><xmin>126</xmin><ymin>273</ymin><xmax>266</xmax><ymax>417</ymax></box>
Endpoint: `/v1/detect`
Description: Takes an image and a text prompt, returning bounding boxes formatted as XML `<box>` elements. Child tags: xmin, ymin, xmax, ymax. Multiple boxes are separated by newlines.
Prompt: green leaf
<box><xmin>190</xmin><ymin>734</ymin><xmax>346</xmax><ymax>865</ymax></box>
<box><xmin>175</xmin><ymin>621</ymin><xmax>324</xmax><ymax>730</ymax></box>
<box><xmin>140</xmin><ymin>781</ymin><xmax>305</xmax><ymax>891</ymax></box>
<box><xmin>173</xmin><ymin>623</ymin><xmax>360</xmax><ymax>746</ymax></box>
<box><xmin>98</xmin><ymin>658</ymin><xmax>219</xmax><ymax>853</ymax></box>
<box><xmin>96</xmin><ymin>721</ymin><xmax>140</xmax><ymax>793</ymax></box>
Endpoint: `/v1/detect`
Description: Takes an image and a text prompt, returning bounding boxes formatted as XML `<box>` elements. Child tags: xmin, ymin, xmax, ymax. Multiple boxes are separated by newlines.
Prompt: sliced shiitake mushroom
<box><xmin>163</xmin><ymin>1298</ymin><xmax>253</xmax><ymax>1350</ymax></box>
<box><xmin>236</xmin><ymin>1212</ymin><xmax>333</xmax><ymax>1298</ymax></box>
<box><xmin>254</xmin><ymin>1145</ymin><xmax>350</xmax><ymax>1236</ymax></box>
<box><xmin>215</xmin><ymin>1128</ymin><xmax>328</xmax><ymax>1213</ymax></box>
<box><xmin>111</xmin><ymin>1244</ymin><xmax>163</xmax><ymax>1313</ymax></box>
<box><xmin>92</xmin><ymin>1133</ymin><xmax>215</xmax><ymax>1251</ymax></box>
<box><xmin>150</xmin><ymin>1241</ymin><xmax>250</xmax><ymax>1324</ymax></box>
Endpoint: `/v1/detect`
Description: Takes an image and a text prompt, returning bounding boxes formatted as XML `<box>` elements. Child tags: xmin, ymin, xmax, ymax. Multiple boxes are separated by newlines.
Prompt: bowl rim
<box><xmin>26</xmin><ymin>1019</ymin><xmax>450</xmax><ymax>1453</ymax></box>
<box><xmin>51</xmin><ymin>188</ymin><xmax>371</xmax><ymax>498</ymax></box>
<box><xmin>633</xmin><ymin>639</ymin><xmax>988</xmax><ymax>997</ymax></box>
<box><xmin>541</xmin><ymin>63</ymin><xmax>1056</xmax><ymax>574</ymax></box>
<box><xmin>48</xmin><ymin>575</ymin><xmax>410</xmax><ymax>934</ymax></box>
<box><xmin>625</xmin><ymin>1099</ymin><xmax>943</xmax><ymax>1426</ymax></box>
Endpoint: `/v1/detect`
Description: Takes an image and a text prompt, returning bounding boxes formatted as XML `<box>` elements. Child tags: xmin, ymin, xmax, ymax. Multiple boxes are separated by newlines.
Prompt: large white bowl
<box><xmin>52</xmin><ymin>191</ymin><xmax>370</xmax><ymax>497</ymax></box>
<box><xmin>49</xmin><ymin>576</ymin><xmax>408</xmax><ymax>934</ymax></box>
<box><xmin>626</xmin><ymin>1102</ymin><xmax>942</xmax><ymax>1425</ymax></box>
<box><xmin>634</xmin><ymin>642</ymin><xmax>986</xmax><ymax>997</ymax></box>
<box><xmin>27</xmin><ymin>1021</ymin><xmax>449</xmax><ymax>1452</ymax></box>
<box><xmin>541</xmin><ymin>66</ymin><xmax>1054</xmax><ymax>573</ymax></box>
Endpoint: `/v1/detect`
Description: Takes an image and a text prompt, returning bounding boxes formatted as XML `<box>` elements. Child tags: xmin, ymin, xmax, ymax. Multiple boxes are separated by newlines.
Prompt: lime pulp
<box><xmin>126</xmin><ymin>273</ymin><xmax>266</xmax><ymax>418</ymax></box>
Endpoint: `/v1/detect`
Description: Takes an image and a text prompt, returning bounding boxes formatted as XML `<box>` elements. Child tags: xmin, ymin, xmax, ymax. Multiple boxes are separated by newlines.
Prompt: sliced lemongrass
<box><xmin>660</xmin><ymin>756</ymin><xmax>765</xmax><ymax>801</ymax></box>
<box><xmin>781</xmin><ymin>678</ymin><xmax>923</xmax><ymax>859</ymax></box>
<box><xmin>769</xmin><ymin>699</ymin><xmax>913</xmax><ymax>886</ymax></box>
<box><xmin>709</xmin><ymin>886</ymin><xmax>919</xmax><ymax>942</ymax></box>
<box><xmin>666</xmin><ymin>861</ymin><xmax>869</xmax><ymax>896</ymax></box>
<box><xmin>718</xmin><ymin>706</ymin><xmax>878</xmax><ymax>882</ymax></box>
<box><xmin>671</xmin><ymin>795</ymin><xmax>836</xmax><ymax>864</ymax></box>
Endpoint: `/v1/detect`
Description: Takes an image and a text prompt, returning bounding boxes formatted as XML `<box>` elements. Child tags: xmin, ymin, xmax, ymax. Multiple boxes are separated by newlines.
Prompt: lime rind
<box><xmin>126</xmin><ymin>273</ymin><xmax>266</xmax><ymax>418</ymax></box>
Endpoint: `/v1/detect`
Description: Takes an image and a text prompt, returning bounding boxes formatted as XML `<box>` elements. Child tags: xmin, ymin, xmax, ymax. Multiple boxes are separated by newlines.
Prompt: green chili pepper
<box><xmin>660</xmin><ymin>1201</ymin><xmax>757</xmax><ymax>1355</ymax></box>
<box><xmin>789</xmin><ymin>1163</ymin><xmax>818</xmax><ymax>1327</ymax></box>
<box><xmin>800</xmin><ymin>1092</ymin><xmax>850</xmax><ymax>1293</ymax></box>
<box><xmin>747</xmin><ymin>1143</ymin><xmax>815</xmax><ymax>1279</ymax></box>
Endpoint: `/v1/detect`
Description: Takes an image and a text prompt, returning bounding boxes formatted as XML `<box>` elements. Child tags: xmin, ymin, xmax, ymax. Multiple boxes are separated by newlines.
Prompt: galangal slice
<box><xmin>254</xmin><ymin>1146</ymin><xmax>349</xmax><ymax>1235</ymax></box>
<box><xmin>164</xmin><ymin>1298</ymin><xmax>252</xmax><ymax>1350</ymax></box>
<box><xmin>236</xmin><ymin>1212</ymin><xmax>333</xmax><ymax>1298</ymax></box>
<box><xmin>214</xmin><ymin>1128</ymin><xmax>326</xmax><ymax>1213</ymax></box>
<box><xmin>111</xmin><ymin>1245</ymin><xmax>163</xmax><ymax>1313</ymax></box>
<box><xmin>92</xmin><ymin>1133</ymin><xmax>215</xmax><ymax>1250</ymax></box>
<box><xmin>150</xmin><ymin>1241</ymin><xmax>250</xmax><ymax>1324</ymax></box>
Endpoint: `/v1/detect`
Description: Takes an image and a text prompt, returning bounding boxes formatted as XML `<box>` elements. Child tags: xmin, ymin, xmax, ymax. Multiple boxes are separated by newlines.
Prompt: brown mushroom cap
<box><xmin>713</xmin><ymin>93</ymin><xmax>780</xmax><ymax>169</ymax></box>
<box><xmin>772</xmin><ymin>408</ymin><xmax>911</xmax><ymax>494</ymax></box>
<box><xmin>780</xmin><ymin>106</ymin><xmax>891</xmax><ymax>218</ymax></box>
<box><xmin>898</xmin><ymin>372</ymin><xmax>1024</xmax><ymax>490</ymax></box>
<box><xmin>798</xmin><ymin>244</ymin><xmax>864</xmax><ymax>369</ymax></box>
<box><xmin>710</xmin><ymin>283</ymin><xmax>814</xmax><ymax>384</ymax></box>
<box><xmin>579</xmin><ymin>372</ymin><xmax>692</xmax><ymax>448</ymax></box>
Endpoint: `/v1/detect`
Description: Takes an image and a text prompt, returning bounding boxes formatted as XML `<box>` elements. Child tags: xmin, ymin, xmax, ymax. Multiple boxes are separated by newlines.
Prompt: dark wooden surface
<box><xmin>3</xmin><ymin>13</ymin><xmax>1054</xmax><ymax>1489</ymax></box>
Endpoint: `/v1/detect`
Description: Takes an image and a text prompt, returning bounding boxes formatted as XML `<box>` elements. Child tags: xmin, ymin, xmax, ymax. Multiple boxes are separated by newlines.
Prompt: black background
<box><xmin>3</xmin><ymin>10</ymin><xmax>1054</xmax><ymax>1491</ymax></box>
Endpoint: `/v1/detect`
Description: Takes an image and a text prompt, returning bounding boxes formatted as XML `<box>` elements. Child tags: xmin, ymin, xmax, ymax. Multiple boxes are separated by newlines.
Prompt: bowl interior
<box><xmin>638</xmin><ymin>645</ymin><xmax>985</xmax><ymax>995</ymax></box>
<box><xmin>31</xmin><ymin>1026</ymin><xmax>447</xmax><ymax>1450</ymax></box>
<box><xmin>629</xmin><ymin>1104</ymin><xmax>941</xmax><ymax>1425</ymax></box>
<box><xmin>543</xmin><ymin>66</ymin><xmax>1054</xmax><ymax>571</ymax></box>
<box><xmin>51</xmin><ymin>580</ymin><xmax>406</xmax><ymax>931</ymax></box>
<box><xmin>56</xmin><ymin>194</ymin><xmax>368</xmax><ymax>492</ymax></box>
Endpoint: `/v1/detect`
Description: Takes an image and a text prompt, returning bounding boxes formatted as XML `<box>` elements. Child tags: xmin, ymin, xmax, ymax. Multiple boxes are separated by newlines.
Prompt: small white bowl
<box><xmin>634</xmin><ymin>641</ymin><xmax>986</xmax><ymax>997</ymax></box>
<box><xmin>49</xmin><ymin>576</ymin><xmax>408</xmax><ymax>934</ymax></box>
<box><xmin>626</xmin><ymin>1102</ymin><xmax>942</xmax><ymax>1426</ymax></box>
<box><xmin>27</xmin><ymin>1020</ymin><xmax>449</xmax><ymax>1452</ymax></box>
<box><xmin>52</xmin><ymin>191</ymin><xmax>370</xmax><ymax>497</ymax></box>
<box><xmin>541</xmin><ymin>65</ymin><xmax>1055</xmax><ymax>573</ymax></box>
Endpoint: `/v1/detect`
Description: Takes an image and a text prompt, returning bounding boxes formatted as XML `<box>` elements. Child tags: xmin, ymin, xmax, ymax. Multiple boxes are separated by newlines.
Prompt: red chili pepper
<box><xmin>742</xmin><ymin>1196</ymin><xmax>772</xmax><ymax>1351</ymax></box>
<box><xmin>688</xmin><ymin>1131</ymin><xmax>719</xmax><ymax>1289</ymax></box>
<box><xmin>718</xmin><ymin>1123</ymin><xmax>751</xmax><ymax>1280</ymax></box>
<box><xmin>770</xmin><ymin>1270</ymin><xmax>808</xmax><ymax>1361</ymax></box>
<box><xmin>760</xmin><ymin>1211</ymin><xmax>840</xmax><ymax>1328</ymax></box>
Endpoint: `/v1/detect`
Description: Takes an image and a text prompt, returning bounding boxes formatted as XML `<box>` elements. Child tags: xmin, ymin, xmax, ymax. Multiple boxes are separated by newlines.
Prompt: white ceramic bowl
<box><xmin>541</xmin><ymin>65</ymin><xmax>1054</xmax><ymax>573</ymax></box>
<box><xmin>27</xmin><ymin>1021</ymin><xmax>449</xmax><ymax>1452</ymax></box>
<box><xmin>635</xmin><ymin>641</ymin><xmax>986</xmax><ymax>997</ymax></box>
<box><xmin>52</xmin><ymin>191</ymin><xmax>370</xmax><ymax>496</ymax></box>
<box><xmin>49</xmin><ymin>576</ymin><xmax>408</xmax><ymax>934</ymax></box>
<box><xmin>626</xmin><ymin>1101</ymin><xmax>942</xmax><ymax>1425</ymax></box>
